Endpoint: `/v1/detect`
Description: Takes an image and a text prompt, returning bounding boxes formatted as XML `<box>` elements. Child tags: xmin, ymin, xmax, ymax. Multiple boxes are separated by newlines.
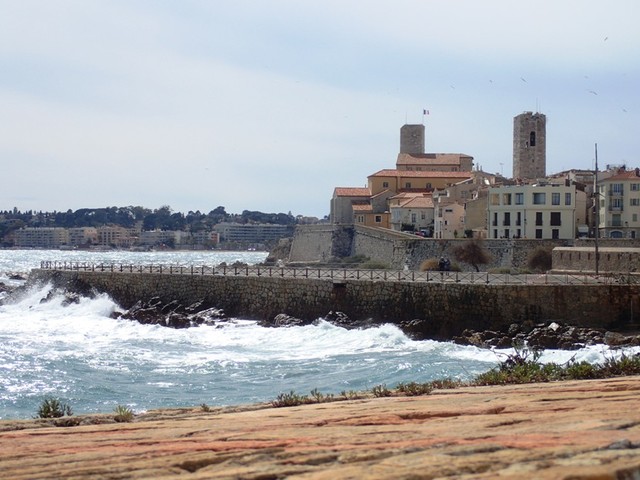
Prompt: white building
<box><xmin>487</xmin><ymin>183</ymin><xmax>584</xmax><ymax>239</ymax></box>
<box><xmin>598</xmin><ymin>168</ymin><xmax>640</xmax><ymax>238</ymax></box>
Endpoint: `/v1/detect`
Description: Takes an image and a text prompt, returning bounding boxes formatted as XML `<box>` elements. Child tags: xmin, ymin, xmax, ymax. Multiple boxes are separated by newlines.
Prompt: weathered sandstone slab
<box><xmin>2</xmin><ymin>377</ymin><xmax>640</xmax><ymax>479</ymax></box>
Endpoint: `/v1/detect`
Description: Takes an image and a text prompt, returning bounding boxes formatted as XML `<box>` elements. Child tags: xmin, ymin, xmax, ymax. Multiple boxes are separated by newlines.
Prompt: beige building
<box><xmin>330</xmin><ymin>187</ymin><xmax>372</xmax><ymax>224</ymax></box>
<box><xmin>367</xmin><ymin>169</ymin><xmax>473</xmax><ymax>197</ymax></box>
<box><xmin>389</xmin><ymin>194</ymin><xmax>434</xmax><ymax>233</ymax></box>
<box><xmin>97</xmin><ymin>226</ymin><xmax>136</xmax><ymax>248</ymax></box>
<box><xmin>396</xmin><ymin>153</ymin><xmax>474</xmax><ymax>172</ymax></box>
<box><xmin>14</xmin><ymin>227</ymin><xmax>69</xmax><ymax>248</ymax></box>
<box><xmin>487</xmin><ymin>183</ymin><xmax>584</xmax><ymax>239</ymax></box>
<box><xmin>68</xmin><ymin>227</ymin><xmax>98</xmax><ymax>247</ymax></box>
<box><xmin>597</xmin><ymin>168</ymin><xmax>640</xmax><ymax>238</ymax></box>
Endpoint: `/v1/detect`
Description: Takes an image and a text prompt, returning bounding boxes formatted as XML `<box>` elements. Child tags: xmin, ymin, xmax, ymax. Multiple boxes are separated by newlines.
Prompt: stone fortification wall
<box><xmin>553</xmin><ymin>247</ymin><xmax>640</xmax><ymax>273</ymax></box>
<box><xmin>288</xmin><ymin>225</ymin><xmax>335</xmax><ymax>263</ymax></box>
<box><xmin>31</xmin><ymin>269</ymin><xmax>640</xmax><ymax>338</ymax></box>
<box><xmin>290</xmin><ymin>225</ymin><xmax>576</xmax><ymax>271</ymax></box>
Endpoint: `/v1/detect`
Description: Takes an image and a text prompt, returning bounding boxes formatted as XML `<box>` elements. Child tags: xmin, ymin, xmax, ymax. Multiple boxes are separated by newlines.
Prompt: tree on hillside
<box><xmin>452</xmin><ymin>239</ymin><xmax>492</xmax><ymax>272</ymax></box>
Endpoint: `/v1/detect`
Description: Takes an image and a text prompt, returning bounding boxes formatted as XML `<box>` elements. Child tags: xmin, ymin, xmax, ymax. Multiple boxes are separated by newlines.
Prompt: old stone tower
<box><xmin>400</xmin><ymin>124</ymin><xmax>425</xmax><ymax>154</ymax></box>
<box><xmin>513</xmin><ymin>112</ymin><xmax>546</xmax><ymax>180</ymax></box>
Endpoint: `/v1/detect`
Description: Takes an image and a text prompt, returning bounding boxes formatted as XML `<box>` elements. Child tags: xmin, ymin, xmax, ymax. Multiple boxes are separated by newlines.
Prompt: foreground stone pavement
<box><xmin>2</xmin><ymin>377</ymin><xmax>640</xmax><ymax>479</ymax></box>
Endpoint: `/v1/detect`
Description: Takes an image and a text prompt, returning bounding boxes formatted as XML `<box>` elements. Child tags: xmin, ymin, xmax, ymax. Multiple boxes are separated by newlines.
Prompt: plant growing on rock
<box><xmin>113</xmin><ymin>405</ymin><xmax>134</xmax><ymax>423</ymax></box>
<box><xmin>396</xmin><ymin>381</ymin><xmax>432</xmax><ymax>396</ymax></box>
<box><xmin>272</xmin><ymin>391</ymin><xmax>306</xmax><ymax>408</ymax></box>
<box><xmin>36</xmin><ymin>397</ymin><xmax>73</xmax><ymax>419</ymax></box>
<box><xmin>371</xmin><ymin>384</ymin><xmax>391</xmax><ymax>397</ymax></box>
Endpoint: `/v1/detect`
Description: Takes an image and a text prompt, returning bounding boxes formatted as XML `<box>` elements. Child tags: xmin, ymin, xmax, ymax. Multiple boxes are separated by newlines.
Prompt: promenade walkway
<box><xmin>40</xmin><ymin>261</ymin><xmax>640</xmax><ymax>286</ymax></box>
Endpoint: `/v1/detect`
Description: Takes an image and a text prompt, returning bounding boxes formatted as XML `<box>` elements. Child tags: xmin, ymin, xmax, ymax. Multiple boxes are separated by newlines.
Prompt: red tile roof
<box><xmin>603</xmin><ymin>169</ymin><xmax>640</xmax><ymax>181</ymax></box>
<box><xmin>333</xmin><ymin>187</ymin><xmax>371</xmax><ymax>197</ymax></box>
<box><xmin>369</xmin><ymin>169</ymin><xmax>473</xmax><ymax>178</ymax></box>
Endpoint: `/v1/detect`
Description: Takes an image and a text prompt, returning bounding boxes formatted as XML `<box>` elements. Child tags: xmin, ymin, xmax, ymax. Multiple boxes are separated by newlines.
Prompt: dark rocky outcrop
<box><xmin>114</xmin><ymin>297</ymin><xmax>227</xmax><ymax>328</ymax></box>
<box><xmin>452</xmin><ymin>321</ymin><xmax>640</xmax><ymax>350</ymax></box>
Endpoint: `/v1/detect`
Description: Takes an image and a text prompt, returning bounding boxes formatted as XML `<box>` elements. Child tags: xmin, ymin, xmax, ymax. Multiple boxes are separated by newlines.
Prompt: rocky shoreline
<box><xmin>5</xmin><ymin>280</ymin><xmax>640</xmax><ymax>350</ymax></box>
<box><xmin>2</xmin><ymin>377</ymin><xmax>640</xmax><ymax>478</ymax></box>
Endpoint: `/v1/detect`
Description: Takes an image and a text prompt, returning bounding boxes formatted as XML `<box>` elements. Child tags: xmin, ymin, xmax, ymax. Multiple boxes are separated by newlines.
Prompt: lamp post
<box><xmin>593</xmin><ymin>143</ymin><xmax>600</xmax><ymax>276</ymax></box>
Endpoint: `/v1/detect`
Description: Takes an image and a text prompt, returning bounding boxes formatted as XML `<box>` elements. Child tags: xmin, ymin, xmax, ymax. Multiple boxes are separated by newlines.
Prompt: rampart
<box><xmin>30</xmin><ymin>268</ymin><xmax>640</xmax><ymax>339</ymax></box>
<box><xmin>290</xmin><ymin>225</ymin><xmax>640</xmax><ymax>272</ymax></box>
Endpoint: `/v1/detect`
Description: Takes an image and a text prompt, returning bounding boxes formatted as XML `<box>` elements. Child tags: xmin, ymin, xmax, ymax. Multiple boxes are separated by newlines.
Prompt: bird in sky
<box><xmin>588</xmin><ymin>90</ymin><xmax>598</xmax><ymax>95</ymax></box>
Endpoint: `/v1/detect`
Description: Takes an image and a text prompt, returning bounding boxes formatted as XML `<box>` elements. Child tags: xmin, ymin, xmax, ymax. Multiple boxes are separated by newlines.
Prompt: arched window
<box><xmin>529</xmin><ymin>131</ymin><xmax>536</xmax><ymax>147</ymax></box>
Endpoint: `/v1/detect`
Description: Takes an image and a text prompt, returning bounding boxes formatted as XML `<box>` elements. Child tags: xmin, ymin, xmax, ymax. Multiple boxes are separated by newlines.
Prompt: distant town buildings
<box><xmin>330</xmin><ymin>111</ymin><xmax>637</xmax><ymax>240</ymax></box>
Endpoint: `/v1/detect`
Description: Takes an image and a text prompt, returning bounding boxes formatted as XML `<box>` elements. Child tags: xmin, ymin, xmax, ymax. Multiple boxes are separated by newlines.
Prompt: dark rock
<box><xmin>605</xmin><ymin>331</ymin><xmax>630</xmax><ymax>347</ymax></box>
<box><xmin>264</xmin><ymin>314</ymin><xmax>309</xmax><ymax>328</ymax></box>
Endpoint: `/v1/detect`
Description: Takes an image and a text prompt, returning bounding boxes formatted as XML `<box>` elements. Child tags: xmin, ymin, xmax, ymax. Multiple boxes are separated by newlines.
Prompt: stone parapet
<box><xmin>30</xmin><ymin>269</ymin><xmax>640</xmax><ymax>338</ymax></box>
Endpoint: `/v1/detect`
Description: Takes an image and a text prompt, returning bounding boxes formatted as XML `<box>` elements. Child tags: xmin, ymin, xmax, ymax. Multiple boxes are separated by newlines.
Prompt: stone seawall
<box><xmin>30</xmin><ymin>269</ymin><xmax>640</xmax><ymax>338</ymax></box>
<box><xmin>290</xmin><ymin>225</ymin><xmax>640</xmax><ymax>271</ymax></box>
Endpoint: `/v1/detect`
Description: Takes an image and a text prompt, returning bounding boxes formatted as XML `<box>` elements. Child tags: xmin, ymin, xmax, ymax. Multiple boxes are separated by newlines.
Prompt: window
<box><xmin>611</xmin><ymin>198</ymin><xmax>623</xmax><ymax>210</ymax></box>
<box><xmin>503</xmin><ymin>212</ymin><xmax>511</xmax><ymax>226</ymax></box>
<box><xmin>382</xmin><ymin>181</ymin><xmax>389</xmax><ymax>188</ymax></box>
<box><xmin>411</xmin><ymin>213</ymin><xmax>417</xmax><ymax>223</ymax></box>
<box><xmin>565</xmin><ymin>193</ymin><xmax>572</xmax><ymax>205</ymax></box>
<box><xmin>494</xmin><ymin>229</ymin><xmax>498</xmax><ymax>239</ymax></box>
<box><xmin>536</xmin><ymin>212</ymin><xmax>543</xmax><ymax>226</ymax></box>
<box><xmin>550</xmin><ymin>212</ymin><xmax>561</xmax><ymax>226</ymax></box>
<box><xmin>504</xmin><ymin>229</ymin><xmax>510</xmax><ymax>238</ymax></box>
<box><xmin>611</xmin><ymin>183</ymin><xmax>624</xmax><ymax>195</ymax></box>
<box><xmin>503</xmin><ymin>193</ymin><xmax>512</xmax><ymax>205</ymax></box>
<box><xmin>533</xmin><ymin>192</ymin><xmax>546</xmax><ymax>205</ymax></box>
<box><xmin>375</xmin><ymin>215</ymin><xmax>382</xmax><ymax>223</ymax></box>
<box><xmin>612</xmin><ymin>214</ymin><xmax>622</xmax><ymax>227</ymax></box>
<box><xmin>492</xmin><ymin>212</ymin><xmax>498</xmax><ymax>226</ymax></box>
<box><xmin>632</xmin><ymin>183</ymin><xmax>640</xmax><ymax>191</ymax></box>
<box><xmin>516</xmin><ymin>212</ymin><xmax>522</xmax><ymax>226</ymax></box>
<box><xmin>552</xmin><ymin>229</ymin><xmax>559</xmax><ymax>239</ymax></box>
<box><xmin>357</xmin><ymin>215</ymin><xmax>364</xmax><ymax>223</ymax></box>
<box><xmin>529</xmin><ymin>131</ymin><xmax>536</xmax><ymax>147</ymax></box>
<box><xmin>552</xmin><ymin>192</ymin><xmax>560</xmax><ymax>205</ymax></box>
<box><xmin>490</xmin><ymin>194</ymin><xmax>500</xmax><ymax>205</ymax></box>
<box><xmin>634</xmin><ymin>214</ymin><xmax>638</xmax><ymax>222</ymax></box>
<box><xmin>405</xmin><ymin>182</ymin><xmax>411</xmax><ymax>189</ymax></box>
<box><xmin>515</xmin><ymin>193</ymin><xmax>524</xmax><ymax>205</ymax></box>
<box><xmin>631</xmin><ymin>198</ymin><xmax>640</xmax><ymax>206</ymax></box>
<box><xmin>421</xmin><ymin>212</ymin><xmax>426</xmax><ymax>220</ymax></box>
<box><xmin>426</xmin><ymin>183</ymin><xmax>432</xmax><ymax>189</ymax></box>
<box><xmin>535</xmin><ymin>229</ymin><xmax>543</xmax><ymax>239</ymax></box>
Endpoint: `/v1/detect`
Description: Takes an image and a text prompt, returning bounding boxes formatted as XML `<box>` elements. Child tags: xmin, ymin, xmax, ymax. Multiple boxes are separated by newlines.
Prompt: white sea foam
<box><xmin>0</xmin><ymin>249</ymin><xmax>637</xmax><ymax>419</ymax></box>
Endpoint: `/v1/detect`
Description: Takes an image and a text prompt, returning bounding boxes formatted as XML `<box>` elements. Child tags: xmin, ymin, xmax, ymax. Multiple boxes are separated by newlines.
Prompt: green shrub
<box><xmin>113</xmin><ymin>405</ymin><xmax>134</xmax><ymax>423</ymax></box>
<box><xmin>527</xmin><ymin>247</ymin><xmax>553</xmax><ymax>272</ymax></box>
<box><xmin>371</xmin><ymin>384</ymin><xmax>391</xmax><ymax>397</ymax></box>
<box><xmin>36</xmin><ymin>397</ymin><xmax>73</xmax><ymax>419</ymax></box>
<box><xmin>429</xmin><ymin>378</ymin><xmax>462</xmax><ymax>390</ymax></box>
<box><xmin>358</xmin><ymin>260</ymin><xmax>390</xmax><ymax>270</ymax></box>
<box><xmin>396</xmin><ymin>381</ymin><xmax>432</xmax><ymax>396</ymax></box>
<box><xmin>272</xmin><ymin>390</ymin><xmax>306</xmax><ymax>408</ymax></box>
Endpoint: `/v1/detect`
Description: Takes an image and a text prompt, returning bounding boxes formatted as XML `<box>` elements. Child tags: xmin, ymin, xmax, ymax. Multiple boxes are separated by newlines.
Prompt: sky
<box><xmin>1</xmin><ymin>1</ymin><xmax>638</xmax><ymax>218</ymax></box>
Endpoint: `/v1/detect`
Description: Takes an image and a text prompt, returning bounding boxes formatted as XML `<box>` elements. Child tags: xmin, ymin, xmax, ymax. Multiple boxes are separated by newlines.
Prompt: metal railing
<box><xmin>38</xmin><ymin>261</ymin><xmax>640</xmax><ymax>285</ymax></box>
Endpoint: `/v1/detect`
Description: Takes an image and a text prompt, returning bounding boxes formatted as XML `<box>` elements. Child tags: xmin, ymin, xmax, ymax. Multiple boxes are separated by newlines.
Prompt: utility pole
<box><xmin>593</xmin><ymin>143</ymin><xmax>600</xmax><ymax>276</ymax></box>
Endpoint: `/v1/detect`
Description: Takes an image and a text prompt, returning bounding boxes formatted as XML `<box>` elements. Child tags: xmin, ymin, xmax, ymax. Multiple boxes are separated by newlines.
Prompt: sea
<box><xmin>0</xmin><ymin>249</ymin><xmax>633</xmax><ymax>420</ymax></box>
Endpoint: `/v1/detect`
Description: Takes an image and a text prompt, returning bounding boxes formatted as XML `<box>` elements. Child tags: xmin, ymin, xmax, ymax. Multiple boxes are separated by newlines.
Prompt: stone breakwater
<box><xmin>2</xmin><ymin>377</ymin><xmax>640</xmax><ymax>479</ymax></box>
<box><xmin>29</xmin><ymin>269</ymin><xmax>640</xmax><ymax>340</ymax></box>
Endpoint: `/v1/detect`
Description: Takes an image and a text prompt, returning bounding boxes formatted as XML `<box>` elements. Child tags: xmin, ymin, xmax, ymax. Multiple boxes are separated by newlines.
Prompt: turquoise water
<box><xmin>0</xmin><ymin>250</ymin><xmax>629</xmax><ymax>419</ymax></box>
